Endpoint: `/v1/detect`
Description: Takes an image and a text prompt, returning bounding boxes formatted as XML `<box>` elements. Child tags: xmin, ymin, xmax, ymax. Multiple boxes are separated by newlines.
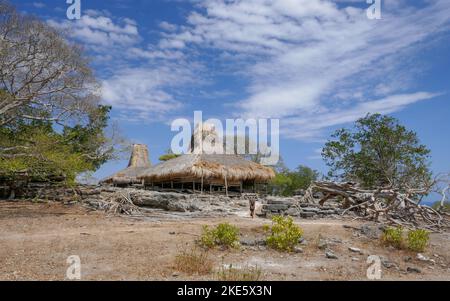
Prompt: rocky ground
<box><xmin>0</xmin><ymin>200</ymin><xmax>448</xmax><ymax>281</ymax></box>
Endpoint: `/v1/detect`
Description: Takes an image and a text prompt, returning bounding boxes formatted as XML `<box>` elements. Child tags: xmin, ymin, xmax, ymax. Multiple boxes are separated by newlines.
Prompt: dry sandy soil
<box><xmin>0</xmin><ymin>201</ymin><xmax>449</xmax><ymax>281</ymax></box>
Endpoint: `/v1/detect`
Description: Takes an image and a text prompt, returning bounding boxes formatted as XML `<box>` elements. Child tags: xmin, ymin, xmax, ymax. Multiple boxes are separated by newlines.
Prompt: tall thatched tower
<box><xmin>190</xmin><ymin>123</ymin><xmax>220</xmax><ymax>154</ymax></box>
<box><xmin>128</xmin><ymin>144</ymin><xmax>151</xmax><ymax>168</ymax></box>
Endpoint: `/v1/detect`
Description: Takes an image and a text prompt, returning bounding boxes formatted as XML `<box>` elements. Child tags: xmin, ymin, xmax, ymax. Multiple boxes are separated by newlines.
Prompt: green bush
<box><xmin>407</xmin><ymin>229</ymin><xmax>429</xmax><ymax>252</ymax></box>
<box><xmin>381</xmin><ymin>226</ymin><xmax>404</xmax><ymax>249</ymax></box>
<box><xmin>200</xmin><ymin>223</ymin><xmax>240</xmax><ymax>249</ymax></box>
<box><xmin>265</xmin><ymin>216</ymin><xmax>303</xmax><ymax>252</ymax></box>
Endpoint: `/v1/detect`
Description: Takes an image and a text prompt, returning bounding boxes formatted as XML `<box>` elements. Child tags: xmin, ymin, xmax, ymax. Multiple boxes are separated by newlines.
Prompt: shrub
<box><xmin>381</xmin><ymin>226</ymin><xmax>404</xmax><ymax>249</ymax></box>
<box><xmin>407</xmin><ymin>229</ymin><xmax>430</xmax><ymax>252</ymax></box>
<box><xmin>174</xmin><ymin>247</ymin><xmax>214</xmax><ymax>275</ymax></box>
<box><xmin>200</xmin><ymin>223</ymin><xmax>240</xmax><ymax>249</ymax></box>
<box><xmin>217</xmin><ymin>264</ymin><xmax>263</xmax><ymax>281</ymax></box>
<box><xmin>265</xmin><ymin>216</ymin><xmax>303</xmax><ymax>252</ymax></box>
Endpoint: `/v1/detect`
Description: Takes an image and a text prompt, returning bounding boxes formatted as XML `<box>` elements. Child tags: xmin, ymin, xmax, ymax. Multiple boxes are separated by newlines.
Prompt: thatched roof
<box><xmin>138</xmin><ymin>154</ymin><xmax>275</xmax><ymax>183</ymax></box>
<box><xmin>101</xmin><ymin>144</ymin><xmax>151</xmax><ymax>185</ymax></box>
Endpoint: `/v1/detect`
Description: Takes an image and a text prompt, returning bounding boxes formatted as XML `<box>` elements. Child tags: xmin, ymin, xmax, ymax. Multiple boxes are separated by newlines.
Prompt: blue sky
<box><xmin>11</xmin><ymin>0</ymin><xmax>450</xmax><ymax>192</ymax></box>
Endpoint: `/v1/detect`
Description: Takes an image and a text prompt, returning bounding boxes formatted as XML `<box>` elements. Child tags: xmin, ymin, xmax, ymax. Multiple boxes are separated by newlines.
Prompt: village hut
<box><xmin>138</xmin><ymin>154</ymin><xmax>276</xmax><ymax>195</ymax></box>
<box><xmin>100</xmin><ymin>144</ymin><xmax>151</xmax><ymax>186</ymax></box>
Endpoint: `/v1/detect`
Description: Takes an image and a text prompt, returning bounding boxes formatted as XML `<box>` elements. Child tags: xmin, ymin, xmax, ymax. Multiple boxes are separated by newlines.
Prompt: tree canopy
<box><xmin>322</xmin><ymin>114</ymin><xmax>431</xmax><ymax>189</ymax></box>
<box><xmin>269</xmin><ymin>164</ymin><xmax>319</xmax><ymax>196</ymax></box>
<box><xmin>0</xmin><ymin>2</ymin><xmax>126</xmax><ymax>184</ymax></box>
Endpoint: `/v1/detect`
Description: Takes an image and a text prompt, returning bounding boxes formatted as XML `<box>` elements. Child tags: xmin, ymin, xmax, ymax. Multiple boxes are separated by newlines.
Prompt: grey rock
<box><xmin>318</xmin><ymin>239</ymin><xmax>328</xmax><ymax>250</ymax></box>
<box><xmin>360</xmin><ymin>224</ymin><xmax>382</xmax><ymax>239</ymax></box>
<box><xmin>407</xmin><ymin>267</ymin><xmax>421</xmax><ymax>274</ymax></box>
<box><xmin>285</xmin><ymin>207</ymin><xmax>300</xmax><ymax>216</ymax></box>
<box><xmin>263</xmin><ymin>204</ymin><xmax>290</xmax><ymax>211</ymax></box>
<box><xmin>348</xmin><ymin>247</ymin><xmax>362</xmax><ymax>254</ymax></box>
<box><xmin>416</xmin><ymin>253</ymin><xmax>430</xmax><ymax>262</ymax></box>
<box><xmin>382</xmin><ymin>260</ymin><xmax>398</xmax><ymax>269</ymax></box>
<box><xmin>403</xmin><ymin>256</ymin><xmax>412</xmax><ymax>262</ymax></box>
<box><xmin>300</xmin><ymin>212</ymin><xmax>316</xmax><ymax>218</ymax></box>
<box><xmin>294</xmin><ymin>246</ymin><xmax>304</xmax><ymax>254</ymax></box>
<box><xmin>325</xmin><ymin>251</ymin><xmax>338</xmax><ymax>260</ymax></box>
<box><xmin>302</xmin><ymin>207</ymin><xmax>320</xmax><ymax>213</ymax></box>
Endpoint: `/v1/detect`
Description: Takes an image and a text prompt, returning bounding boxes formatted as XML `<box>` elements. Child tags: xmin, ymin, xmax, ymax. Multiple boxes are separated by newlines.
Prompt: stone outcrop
<box><xmin>2</xmin><ymin>183</ymin><xmax>343</xmax><ymax>218</ymax></box>
<box><xmin>259</xmin><ymin>196</ymin><xmax>343</xmax><ymax>219</ymax></box>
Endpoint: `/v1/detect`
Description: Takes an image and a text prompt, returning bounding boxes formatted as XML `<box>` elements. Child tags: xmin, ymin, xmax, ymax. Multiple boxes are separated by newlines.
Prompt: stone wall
<box><xmin>259</xmin><ymin>196</ymin><xmax>343</xmax><ymax>219</ymax></box>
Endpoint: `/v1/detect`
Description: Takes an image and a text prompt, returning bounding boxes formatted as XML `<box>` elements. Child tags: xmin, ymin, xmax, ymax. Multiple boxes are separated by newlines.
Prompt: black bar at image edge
<box><xmin>0</xmin><ymin>281</ymin><xmax>446</xmax><ymax>298</ymax></box>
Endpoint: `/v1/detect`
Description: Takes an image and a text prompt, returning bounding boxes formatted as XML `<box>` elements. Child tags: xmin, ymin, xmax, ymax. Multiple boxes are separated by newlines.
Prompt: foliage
<box><xmin>381</xmin><ymin>226</ymin><xmax>404</xmax><ymax>249</ymax></box>
<box><xmin>322</xmin><ymin>114</ymin><xmax>431</xmax><ymax>189</ymax></box>
<box><xmin>265</xmin><ymin>216</ymin><xmax>303</xmax><ymax>252</ymax></box>
<box><xmin>0</xmin><ymin>3</ymin><xmax>126</xmax><ymax>183</ymax></box>
<box><xmin>200</xmin><ymin>223</ymin><xmax>240</xmax><ymax>249</ymax></box>
<box><xmin>268</xmin><ymin>165</ymin><xmax>319</xmax><ymax>196</ymax></box>
<box><xmin>217</xmin><ymin>264</ymin><xmax>263</xmax><ymax>281</ymax></box>
<box><xmin>0</xmin><ymin>106</ymin><xmax>118</xmax><ymax>184</ymax></box>
<box><xmin>407</xmin><ymin>229</ymin><xmax>430</xmax><ymax>252</ymax></box>
<box><xmin>174</xmin><ymin>247</ymin><xmax>214</xmax><ymax>275</ymax></box>
<box><xmin>159</xmin><ymin>154</ymin><xmax>181</xmax><ymax>162</ymax></box>
<box><xmin>0</xmin><ymin>1</ymin><xmax>100</xmax><ymax>126</ymax></box>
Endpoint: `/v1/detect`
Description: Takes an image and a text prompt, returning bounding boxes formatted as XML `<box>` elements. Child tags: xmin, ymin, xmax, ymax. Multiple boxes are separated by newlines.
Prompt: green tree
<box><xmin>159</xmin><ymin>149</ymin><xmax>181</xmax><ymax>162</ymax></box>
<box><xmin>269</xmin><ymin>165</ymin><xmax>319</xmax><ymax>196</ymax></box>
<box><xmin>322</xmin><ymin>114</ymin><xmax>431</xmax><ymax>189</ymax></box>
<box><xmin>0</xmin><ymin>3</ymin><xmax>127</xmax><ymax>184</ymax></box>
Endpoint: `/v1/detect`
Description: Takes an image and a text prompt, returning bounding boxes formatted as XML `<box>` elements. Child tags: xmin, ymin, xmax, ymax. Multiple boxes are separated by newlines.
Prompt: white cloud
<box><xmin>101</xmin><ymin>65</ymin><xmax>197</xmax><ymax>121</ymax></box>
<box><xmin>32</xmin><ymin>2</ymin><xmax>46</xmax><ymax>8</ymax></box>
<box><xmin>157</xmin><ymin>0</ymin><xmax>450</xmax><ymax>139</ymax></box>
<box><xmin>48</xmin><ymin>11</ymin><xmax>140</xmax><ymax>47</ymax></box>
<box><xmin>282</xmin><ymin>92</ymin><xmax>439</xmax><ymax>140</ymax></box>
<box><xmin>48</xmin><ymin>11</ymin><xmax>196</xmax><ymax>121</ymax></box>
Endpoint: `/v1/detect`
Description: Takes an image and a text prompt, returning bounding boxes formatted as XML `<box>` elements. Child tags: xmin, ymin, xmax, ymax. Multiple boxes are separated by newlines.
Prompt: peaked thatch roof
<box><xmin>101</xmin><ymin>144</ymin><xmax>151</xmax><ymax>185</ymax></box>
<box><xmin>138</xmin><ymin>154</ymin><xmax>275</xmax><ymax>183</ymax></box>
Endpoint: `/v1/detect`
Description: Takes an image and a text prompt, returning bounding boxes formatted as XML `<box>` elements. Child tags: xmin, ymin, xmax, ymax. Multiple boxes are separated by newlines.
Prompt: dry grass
<box><xmin>217</xmin><ymin>264</ymin><xmax>263</xmax><ymax>281</ymax></box>
<box><xmin>174</xmin><ymin>247</ymin><xmax>214</xmax><ymax>275</ymax></box>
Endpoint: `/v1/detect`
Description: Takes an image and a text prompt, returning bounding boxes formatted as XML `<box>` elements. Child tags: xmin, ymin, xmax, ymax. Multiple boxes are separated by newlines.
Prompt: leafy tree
<box><xmin>0</xmin><ymin>1</ymin><xmax>100</xmax><ymax>126</ymax></box>
<box><xmin>159</xmin><ymin>149</ymin><xmax>181</xmax><ymax>162</ymax></box>
<box><xmin>0</xmin><ymin>3</ymin><xmax>128</xmax><ymax>184</ymax></box>
<box><xmin>269</xmin><ymin>165</ymin><xmax>319</xmax><ymax>196</ymax></box>
<box><xmin>159</xmin><ymin>153</ymin><xmax>181</xmax><ymax>162</ymax></box>
<box><xmin>322</xmin><ymin>114</ymin><xmax>431</xmax><ymax>189</ymax></box>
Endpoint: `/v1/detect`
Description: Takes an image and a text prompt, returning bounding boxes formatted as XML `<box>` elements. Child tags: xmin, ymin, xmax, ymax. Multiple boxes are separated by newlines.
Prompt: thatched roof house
<box><xmin>138</xmin><ymin>154</ymin><xmax>275</xmax><ymax>194</ymax></box>
<box><xmin>101</xmin><ymin>144</ymin><xmax>151</xmax><ymax>186</ymax></box>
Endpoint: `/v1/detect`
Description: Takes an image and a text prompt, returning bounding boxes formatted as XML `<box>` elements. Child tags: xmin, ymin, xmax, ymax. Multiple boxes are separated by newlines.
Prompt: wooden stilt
<box><xmin>201</xmin><ymin>175</ymin><xmax>204</xmax><ymax>194</ymax></box>
<box><xmin>210</xmin><ymin>184</ymin><xmax>212</xmax><ymax>194</ymax></box>
<box><xmin>240</xmin><ymin>181</ymin><xmax>243</xmax><ymax>194</ymax></box>
<box><xmin>171</xmin><ymin>181</ymin><xmax>174</xmax><ymax>189</ymax></box>
<box><xmin>193</xmin><ymin>181</ymin><xmax>196</xmax><ymax>194</ymax></box>
<box><xmin>225</xmin><ymin>175</ymin><xmax>229</xmax><ymax>197</ymax></box>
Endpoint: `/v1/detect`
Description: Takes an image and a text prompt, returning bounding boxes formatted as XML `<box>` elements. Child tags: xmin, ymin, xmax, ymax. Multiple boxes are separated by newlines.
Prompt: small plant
<box><xmin>200</xmin><ymin>223</ymin><xmax>240</xmax><ymax>249</ymax></box>
<box><xmin>265</xmin><ymin>216</ymin><xmax>303</xmax><ymax>252</ymax></box>
<box><xmin>381</xmin><ymin>226</ymin><xmax>404</xmax><ymax>249</ymax></box>
<box><xmin>174</xmin><ymin>247</ymin><xmax>214</xmax><ymax>275</ymax></box>
<box><xmin>407</xmin><ymin>229</ymin><xmax>429</xmax><ymax>252</ymax></box>
<box><xmin>217</xmin><ymin>264</ymin><xmax>263</xmax><ymax>281</ymax></box>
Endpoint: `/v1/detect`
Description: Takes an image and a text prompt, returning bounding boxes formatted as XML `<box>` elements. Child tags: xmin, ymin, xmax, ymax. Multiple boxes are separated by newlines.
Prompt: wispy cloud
<box><xmin>155</xmin><ymin>0</ymin><xmax>450</xmax><ymax>139</ymax></box>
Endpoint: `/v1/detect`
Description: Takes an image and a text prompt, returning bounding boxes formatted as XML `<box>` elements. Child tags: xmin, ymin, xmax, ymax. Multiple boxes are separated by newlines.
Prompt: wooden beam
<box><xmin>201</xmin><ymin>174</ymin><xmax>204</xmax><ymax>195</ymax></box>
<box><xmin>224</xmin><ymin>175</ymin><xmax>229</xmax><ymax>197</ymax></box>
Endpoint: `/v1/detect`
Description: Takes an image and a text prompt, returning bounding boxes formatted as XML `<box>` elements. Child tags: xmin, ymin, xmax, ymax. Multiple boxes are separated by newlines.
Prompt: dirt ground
<box><xmin>0</xmin><ymin>201</ymin><xmax>449</xmax><ymax>281</ymax></box>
